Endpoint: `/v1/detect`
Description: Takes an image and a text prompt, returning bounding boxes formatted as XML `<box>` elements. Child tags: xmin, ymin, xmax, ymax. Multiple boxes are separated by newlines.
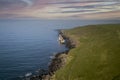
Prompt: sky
<box><xmin>0</xmin><ymin>0</ymin><xmax>120</xmax><ymax>20</ymax></box>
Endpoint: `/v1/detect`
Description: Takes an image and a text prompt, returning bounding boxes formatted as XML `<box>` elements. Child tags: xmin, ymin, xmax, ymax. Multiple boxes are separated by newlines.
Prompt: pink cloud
<box><xmin>0</xmin><ymin>0</ymin><xmax>120</xmax><ymax>20</ymax></box>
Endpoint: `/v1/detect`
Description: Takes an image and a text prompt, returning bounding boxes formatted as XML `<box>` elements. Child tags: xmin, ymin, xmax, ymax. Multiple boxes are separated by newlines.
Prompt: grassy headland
<box><xmin>53</xmin><ymin>24</ymin><xmax>120</xmax><ymax>80</ymax></box>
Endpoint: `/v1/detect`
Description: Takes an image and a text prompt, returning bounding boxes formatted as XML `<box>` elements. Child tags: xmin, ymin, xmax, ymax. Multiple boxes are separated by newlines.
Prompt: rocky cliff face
<box><xmin>25</xmin><ymin>30</ymin><xmax>75</xmax><ymax>80</ymax></box>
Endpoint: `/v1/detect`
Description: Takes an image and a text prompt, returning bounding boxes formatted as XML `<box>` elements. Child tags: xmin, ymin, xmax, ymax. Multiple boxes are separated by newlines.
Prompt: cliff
<box><xmin>53</xmin><ymin>24</ymin><xmax>120</xmax><ymax>80</ymax></box>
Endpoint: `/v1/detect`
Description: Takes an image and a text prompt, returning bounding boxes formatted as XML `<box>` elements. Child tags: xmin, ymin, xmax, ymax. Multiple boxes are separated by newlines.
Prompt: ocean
<box><xmin>0</xmin><ymin>19</ymin><xmax>119</xmax><ymax>80</ymax></box>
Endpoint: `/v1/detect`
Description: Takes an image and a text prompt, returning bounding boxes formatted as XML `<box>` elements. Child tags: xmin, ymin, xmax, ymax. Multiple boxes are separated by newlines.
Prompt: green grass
<box><xmin>54</xmin><ymin>24</ymin><xmax>120</xmax><ymax>80</ymax></box>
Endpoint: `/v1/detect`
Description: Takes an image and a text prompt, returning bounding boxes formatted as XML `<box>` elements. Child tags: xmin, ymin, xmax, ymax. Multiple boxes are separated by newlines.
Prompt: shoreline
<box><xmin>27</xmin><ymin>30</ymin><xmax>76</xmax><ymax>80</ymax></box>
<box><xmin>21</xmin><ymin>24</ymin><xmax>120</xmax><ymax>80</ymax></box>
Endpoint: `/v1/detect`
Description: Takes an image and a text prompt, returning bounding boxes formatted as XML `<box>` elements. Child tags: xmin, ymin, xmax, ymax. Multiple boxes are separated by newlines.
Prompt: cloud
<box><xmin>0</xmin><ymin>0</ymin><xmax>27</xmax><ymax>10</ymax></box>
<box><xmin>21</xmin><ymin>0</ymin><xmax>33</xmax><ymax>6</ymax></box>
<box><xmin>0</xmin><ymin>0</ymin><xmax>120</xmax><ymax>20</ymax></box>
<box><xmin>45</xmin><ymin>0</ymin><xmax>120</xmax><ymax>19</ymax></box>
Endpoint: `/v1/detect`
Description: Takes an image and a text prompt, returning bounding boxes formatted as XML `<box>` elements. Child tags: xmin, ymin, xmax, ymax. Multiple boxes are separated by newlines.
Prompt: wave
<box><xmin>25</xmin><ymin>72</ymin><xmax>32</xmax><ymax>77</ymax></box>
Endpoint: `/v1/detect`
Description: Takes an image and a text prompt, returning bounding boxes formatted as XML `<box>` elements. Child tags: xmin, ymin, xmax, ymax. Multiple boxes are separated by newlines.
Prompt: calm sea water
<box><xmin>0</xmin><ymin>19</ymin><xmax>119</xmax><ymax>80</ymax></box>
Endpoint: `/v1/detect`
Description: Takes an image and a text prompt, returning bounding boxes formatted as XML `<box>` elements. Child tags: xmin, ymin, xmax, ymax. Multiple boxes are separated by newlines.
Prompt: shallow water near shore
<box><xmin>0</xmin><ymin>19</ymin><xmax>119</xmax><ymax>80</ymax></box>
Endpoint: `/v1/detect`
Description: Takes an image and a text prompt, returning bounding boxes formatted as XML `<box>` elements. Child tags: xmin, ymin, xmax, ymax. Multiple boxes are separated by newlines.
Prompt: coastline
<box><xmin>27</xmin><ymin>30</ymin><xmax>76</xmax><ymax>80</ymax></box>
<box><xmin>21</xmin><ymin>24</ymin><xmax>120</xmax><ymax>80</ymax></box>
<box><xmin>52</xmin><ymin>24</ymin><xmax>120</xmax><ymax>80</ymax></box>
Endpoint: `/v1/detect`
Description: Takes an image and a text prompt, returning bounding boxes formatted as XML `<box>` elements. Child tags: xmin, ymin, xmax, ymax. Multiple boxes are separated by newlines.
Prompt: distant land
<box><xmin>52</xmin><ymin>24</ymin><xmax>120</xmax><ymax>80</ymax></box>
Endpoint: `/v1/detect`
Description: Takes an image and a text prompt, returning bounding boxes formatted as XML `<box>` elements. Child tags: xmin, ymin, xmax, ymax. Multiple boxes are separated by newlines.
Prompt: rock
<box><xmin>30</xmin><ymin>30</ymin><xmax>76</xmax><ymax>80</ymax></box>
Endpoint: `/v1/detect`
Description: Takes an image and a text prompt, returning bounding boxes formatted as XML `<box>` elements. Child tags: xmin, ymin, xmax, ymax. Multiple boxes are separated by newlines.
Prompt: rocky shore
<box><xmin>25</xmin><ymin>30</ymin><xmax>75</xmax><ymax>80</ymax></box>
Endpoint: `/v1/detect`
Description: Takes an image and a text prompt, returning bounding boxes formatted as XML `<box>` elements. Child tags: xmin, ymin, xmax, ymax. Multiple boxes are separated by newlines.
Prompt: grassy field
<box><xmin>53</xmin><ymin>24</ymin><xmax>120</xmax><ymax>80</ymax></box>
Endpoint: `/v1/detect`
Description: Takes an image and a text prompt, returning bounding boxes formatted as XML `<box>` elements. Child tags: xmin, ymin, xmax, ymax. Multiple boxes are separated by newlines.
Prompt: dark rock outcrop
<box><xmin>26</xmin><ymin>30</ymin><xmax>75</xmax><ymax>80</ymax></box>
